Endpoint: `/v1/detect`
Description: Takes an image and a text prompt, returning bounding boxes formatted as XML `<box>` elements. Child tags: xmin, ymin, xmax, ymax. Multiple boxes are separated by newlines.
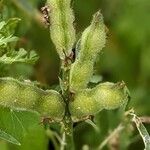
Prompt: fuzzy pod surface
<box><xmin>93</xmin><ymin>81</ymin><xmax>129</xmax><ymax>110</ymax></box>
<box><xmin>70</xmin><ymin>11</ymin><xmax>106</xmax><ymax>91</ymax></box>
<box><xmin>69</xmin><ymin>89</ymin><xmax>103</xmax><ymax>121</ymax></box>
<box><xmin>47</xmin><ymin>0</ymin><xmax>76</xmax><ymax>59</ymax></box>
<box><xmin>0</xmin><ymin>77</ymin><xmax>65</xmax><ymax>121</ymax></box>
<box><xmin>69</xmin><ymin>81</ymin><xmax>129</xmax><ymax>121</ymax></box>
<box><xmin>69</xmin><ymin>60</ymin><xmax>94</xmax><ymax>92</ymax></box>
<box><xmin>78</xmin><ymin>11</ymin><xmax>106</xmax><ymax>60</ymax></box>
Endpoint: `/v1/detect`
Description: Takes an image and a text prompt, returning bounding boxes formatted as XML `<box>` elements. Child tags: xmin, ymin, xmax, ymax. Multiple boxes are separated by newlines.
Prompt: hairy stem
<box><xmin>60</xmin><ymin>56</ymin><xmax>74</xmax><ymax>150</ymax></box>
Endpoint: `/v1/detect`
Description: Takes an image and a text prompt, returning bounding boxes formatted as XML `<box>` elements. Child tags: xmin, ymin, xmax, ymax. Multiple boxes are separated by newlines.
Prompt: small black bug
<box><xmin>41</xmin><ymin>5</ymin><xmax>50</xmax><ymax>27</ymax></box>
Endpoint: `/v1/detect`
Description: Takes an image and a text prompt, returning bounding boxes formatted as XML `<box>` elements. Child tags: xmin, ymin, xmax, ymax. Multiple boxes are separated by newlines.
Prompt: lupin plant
<box><xmin>0</xmin><ymin>0</ymin><xmax>130</xmax><ymax>150</ymax></box>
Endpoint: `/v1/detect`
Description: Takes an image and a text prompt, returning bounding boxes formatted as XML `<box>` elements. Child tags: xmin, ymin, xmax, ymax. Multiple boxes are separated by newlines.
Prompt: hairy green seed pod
<box><xmin>47</xmin><ymin>0</ymin><xmax>76</xmax><ymax>59</ymax></box>
<box><xmin>69</xmin><ymin>81</ymin><xmax>129</xmax><ymax>121</ymax></box>
<box><xmin>69</xmin><ymin>89</ymin><xmax>103</xmax><ymax>121</ymax></box>
<box><xmin>70</xmin><ymin>11</ymin><xmax>106</xmax><ymax>91</ymax></box>
<box><xmin>93</xmin><ymin>81</ymin><xmax>129</xmax><ymax>110</ymax></box>
<box><xmin>79</xmin><ymin>11</ymin><xmax>106</xmax><ymax>60</ymax></box>
<box><xmin>69</xmin><ymin>60</ymin><xmax>94</xmax><ymax>92</ymax></box>
<box><xmin>0</xmin><ymin>79</ymin><xmax>22</xmax><ymax>108</ymax></box>
<box><xmin>0</xmin><ymin>78</ymin><xmax>65</xmax><ymax>121</ymax></box>
<box><xmin>18</xmin><ymin>85</ymin><xmax>42</xmax><ymax>109</ymax></box>
<box><xmin>36</xmin><ymin>90</ymin><xmax>65</xmax><ymax>120</ymax></box>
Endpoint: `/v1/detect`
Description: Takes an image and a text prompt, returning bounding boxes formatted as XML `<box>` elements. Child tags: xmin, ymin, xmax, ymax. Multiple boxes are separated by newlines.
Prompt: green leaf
<box><xmin>7</xmin><ymin>125</ymin><xmax>48</xmax><ymax>150</ymax></box>
<box><xmin>0</xmin><ymin>48</ymin><xmax>39</xmax><ymax>64</ymax></box>
<box><xmin>0</xmin><ymin>106</ymin><xmax>44</xmax><ymax>146</ymax></box>
<box><xmin>0</xmin><ymin>36</ymin><xmax>18</xmax><ymax>46</ymax></box>
<box><xmin>0</xmin><ymin>21</ymin><xmax>6</xmax><ymax>31</ymax></box>
<box><xmin>0</xmin><ymin>18</ymin><xmax>21</xmax><ymax>36</ymax></box>
<box><xmin>85</xmin><ymin>119</ymin><xmax>99</xmax><ymax>132</ymax></box>
<box><xmin>0</xmin><ymin>140</ymin><xmax>8</xmax><ymax>150</ymax></box>
<box><xmin>131</xmin><ymin>113</ymin><xmax>150</xmax><ymax>150</ymax></box>
<box><xmin>0</xmin><ymin>19</ymin><xmax>38</xmax><ymax>66</ymax></box>
<box><xmin>0</xmin><ymin>129</ymin><xmax>20</xmax><ymax>145</ymax></box>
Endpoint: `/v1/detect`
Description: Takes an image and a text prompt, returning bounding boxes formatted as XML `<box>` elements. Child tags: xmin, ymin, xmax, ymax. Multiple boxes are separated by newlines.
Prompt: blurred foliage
<box><xmin>0</xmin><ymin>0</ymin><xmax>150</xmax><ymax>149</ymax></box>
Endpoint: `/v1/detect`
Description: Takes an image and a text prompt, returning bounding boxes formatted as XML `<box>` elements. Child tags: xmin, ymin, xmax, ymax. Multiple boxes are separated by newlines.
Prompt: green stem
<box><xmin>60</xmin><ymin>57</ymin><xmax>74</xmax><ymax>150</ymax></box>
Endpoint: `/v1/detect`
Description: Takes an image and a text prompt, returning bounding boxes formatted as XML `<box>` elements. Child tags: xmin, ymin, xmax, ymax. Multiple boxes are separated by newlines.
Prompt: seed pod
<box><xmin>0</xmin><ymin>79</ymin><xmax>22</xmax><ymax>108</ymax></box>
<box><xmin>0</xmin><ymin>77</ymin><xmax>65</xmax><ymax>121</ymax></box>
<box><xmin>70</xmin><ymin>11</ymin><xmax>106</xmax><ymax>91</ymax></box>
<box><xmin>69</xmin><ymin>60</ymin><xmax>94</xmax><ymax>92</ymax></box>
<box><xmin>69</xmin><ymin>89</ymin><xmax>103</xmax><ymax>121</ymax></box>
<box><xmin>36</xmin><ymin>90</ymin><xmax>65</xmax><ymax>120</ymax></box>
<box><xmin>69</xmin><ymin>81</ymin><xmax>129</xmax><ymax>121</ymax></box>
<box><xmin>93</xmin><ymin>81</ymin><xmax>129</xmax><ymax>110</ymax></box>
<box><xmin>18</xmin><ymin>85</ymin><xmax>42</xmax><ymax>109</ymax></box>
<box><xmin>78</xmin><ymin>11</ymin><xmax>106</xmax><ymax>60</ymax></box>
<box><xmin>47</xmin><ymin>0</ymin><xmax>76</xmax><ymax>59</ymax></box>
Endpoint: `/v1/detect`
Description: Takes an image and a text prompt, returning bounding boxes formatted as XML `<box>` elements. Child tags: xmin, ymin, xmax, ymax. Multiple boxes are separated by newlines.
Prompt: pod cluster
<box><xmin>69</xmin><ymin>82</ymin><xmax>129</xmax><ymax>121</ymax></box>
<box><xmin>46</xmin><ymin>0</ymin><xmax>129</xmax><ymax>121</ymax></box>
<box><xmin>0</xmin><ymin>78</ymin><xmax>65</xmax><ymax>121</ymax></box>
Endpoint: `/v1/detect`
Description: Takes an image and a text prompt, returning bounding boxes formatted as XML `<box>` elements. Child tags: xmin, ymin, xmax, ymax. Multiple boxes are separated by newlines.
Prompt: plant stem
<box><xmin>98</xmin><ymin>124</ymin><xmax>124</xmax><ymax>150</ymax></box>
<box><xmin>60</xmin><ymin>56</ymin><xmax>74</xmax><ymax>150</ymax></box>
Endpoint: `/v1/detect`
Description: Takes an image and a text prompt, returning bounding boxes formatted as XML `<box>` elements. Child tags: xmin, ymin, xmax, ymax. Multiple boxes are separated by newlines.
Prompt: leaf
<box><xmin>0</xmin><ymin>48</ymin><xmax>39</xmax><ymax>64</ymax></box>
<box><xmin>0</xmin><ymin>36</ymin><xmax>18</xmax><ymax>46</ymax></box>
<box><xmin>0</xmin><ymin>129</ymin><xmax>20</xmax><ymax>145</ymax></box>
<box><xmin>0</xmin><ymin>19</ymin><xmax>38</xmax><ymax>66</ymax></box>
<box><xmin>0</xmin><ymin>106</ymin><xmax>44</xmax><ymax>146</ymax></box>
<box><xmin>131</xmin><ymin>113</ymin><xmax>150</xmax><ymax>150</ymax></box>
<box><xmin>0</xmin><ymin>140</ymin><xmax>8</xmax><ymax>150</ymax></box>
<box><xmin>0</xmin><ymin>18</ymin><xmax>21</xmax><ymax>36</ymax></box>
<box><xmin>0</xmin><ymin>21</ymin><xmax>6</xmax><ymax>31</ymax></box>
<box><xmin>85</xmin><ymin>119</ymin><xmax>99</xmax><ymax>132</ymax></box>
<box><xmin>7</xmin><ymin>125</ymin><xmax>48</xmax><ymax>150</ymax></box>
<box><xmin>4</xmin><ymin>18</ymin><xmax>21</xmax><ymax>35</ymax></box>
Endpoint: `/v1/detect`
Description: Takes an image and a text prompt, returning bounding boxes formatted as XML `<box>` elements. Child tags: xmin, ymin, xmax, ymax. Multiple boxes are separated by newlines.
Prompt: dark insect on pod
<box><xmin>41</xmin><ymin>5</ymin><xmax>50</xmax><ymax>27</ymax></box>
